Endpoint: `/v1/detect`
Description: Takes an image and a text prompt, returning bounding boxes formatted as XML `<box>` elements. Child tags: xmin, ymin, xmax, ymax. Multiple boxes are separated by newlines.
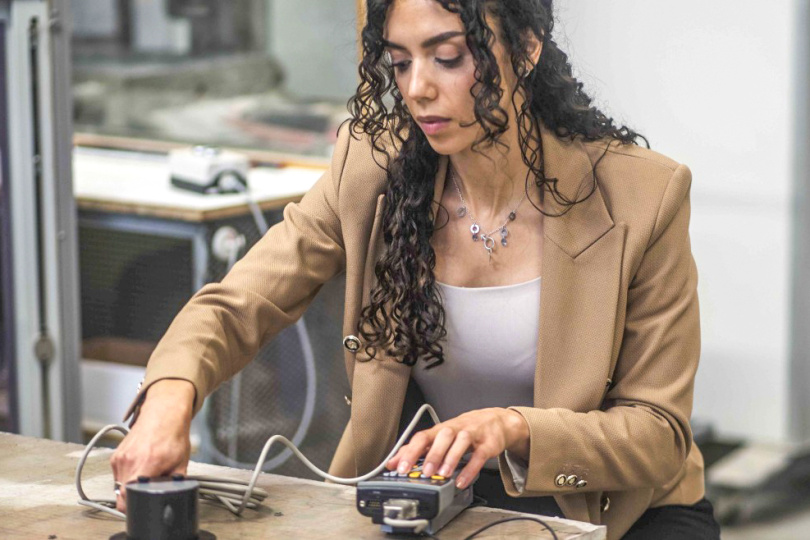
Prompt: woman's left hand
<box><xmin>385</xmin><ymin>407</ymin><xmax>530</xmax><ymax>489</ymax></box>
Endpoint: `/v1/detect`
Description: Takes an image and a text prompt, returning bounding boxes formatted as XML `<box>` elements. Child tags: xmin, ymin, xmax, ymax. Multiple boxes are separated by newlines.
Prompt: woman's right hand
<box><xmin>110</xmin><ymin>379</ymin><xmax>196</xmax><ymax>513</ymax></box>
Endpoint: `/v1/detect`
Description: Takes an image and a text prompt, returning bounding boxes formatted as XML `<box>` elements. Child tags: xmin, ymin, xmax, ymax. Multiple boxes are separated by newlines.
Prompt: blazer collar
<box><xmin>432</xmin><ymin>127</ymin><xmax>614</xmax><ymax>259</ymax></box>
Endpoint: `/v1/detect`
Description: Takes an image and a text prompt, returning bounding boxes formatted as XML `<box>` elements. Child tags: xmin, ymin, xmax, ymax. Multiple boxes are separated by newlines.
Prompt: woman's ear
<box><xmin>526</xmin><ymin>31</ymin><xmax>543</xmax><ymax>71</ymax></box>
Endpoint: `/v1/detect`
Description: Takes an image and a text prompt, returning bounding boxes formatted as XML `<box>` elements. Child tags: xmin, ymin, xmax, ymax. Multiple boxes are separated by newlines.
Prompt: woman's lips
<box><xmin>417</xmin><ymin>117</ymin><xmax>450</xmax><ymax>136</ymax></box>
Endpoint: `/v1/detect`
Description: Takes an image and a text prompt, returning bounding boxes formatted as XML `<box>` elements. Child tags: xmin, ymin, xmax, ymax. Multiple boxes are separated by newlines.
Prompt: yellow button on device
<box><xmin>431</xmin><ymin>475</ymin><xmax>446</xmax><ymax>480</ymax></box>
<box><xmin>408</xmin><ymin>471</ymin><xmax>421</xmax><ymax>478</ymax></box>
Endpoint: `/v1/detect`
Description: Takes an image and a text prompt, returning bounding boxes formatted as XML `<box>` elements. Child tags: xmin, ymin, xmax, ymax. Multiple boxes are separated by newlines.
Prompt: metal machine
<box><xmin>0</xmin><ymin>0</ymin><xmax>81</xmax><ymax>441</ymax></box>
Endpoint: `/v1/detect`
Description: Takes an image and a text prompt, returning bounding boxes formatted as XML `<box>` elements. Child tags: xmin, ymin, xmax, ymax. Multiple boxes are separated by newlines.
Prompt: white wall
<box><xmin>555</xmin><ymin>1</ymin><xmax>799</xmax><ymax>442</ymax></box>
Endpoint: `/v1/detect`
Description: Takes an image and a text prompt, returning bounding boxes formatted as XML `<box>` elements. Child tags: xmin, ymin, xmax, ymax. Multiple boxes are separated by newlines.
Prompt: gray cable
<box><xmin>210</xmin><ymin>194</ymin><xmax>318</xmax><ymax>473</ymax></box>
<box><xmin>75</xmin><ymin>403</ymin><xmax>441</xmax><ymax>520</ymax></box>
<box><xmin>210</xmin><ymin>317</ymin><xmax>318</xmax><ymax>472</ymax></box>
<box><xmin>75</xmin><ymin>424</ymin><xmax>130</xmax><ymax>519</ymax></box>
<box><xmin>217</xmin><ymin>173</ymin><xmax>269</xmax><ymax>233</ymax></box>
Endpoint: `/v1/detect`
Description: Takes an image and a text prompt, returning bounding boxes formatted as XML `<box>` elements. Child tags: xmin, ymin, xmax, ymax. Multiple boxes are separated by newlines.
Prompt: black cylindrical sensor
<box><xmin>125</xmin><ymin>477</ymin><xmax>200</xmax><ymax>540</ymax></box>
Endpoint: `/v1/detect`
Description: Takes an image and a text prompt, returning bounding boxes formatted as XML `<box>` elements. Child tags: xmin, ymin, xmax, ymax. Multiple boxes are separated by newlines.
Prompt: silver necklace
<box><xmin>449</xmin><ymin>166</ymin><xmax>527</xmax><ymax>262</ymax></box>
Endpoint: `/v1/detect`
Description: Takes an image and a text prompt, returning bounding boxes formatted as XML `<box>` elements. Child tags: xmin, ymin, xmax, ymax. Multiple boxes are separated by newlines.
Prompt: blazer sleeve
<box><xmin>499</xmin><ymin>163</ymin><xmax>700</xmax><ymax>495</ymax></box>
<box><xmin>123</xmin><ymin>125</ymin><xmax>353</xmax><ymax>420</ymax></box>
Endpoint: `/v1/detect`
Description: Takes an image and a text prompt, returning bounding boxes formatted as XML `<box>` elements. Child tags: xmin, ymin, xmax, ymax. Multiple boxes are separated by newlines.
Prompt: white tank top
<box><xmin>411</xmin><ymin>276</ymin><xmax>541</xmax><ymax>468</ymax></box>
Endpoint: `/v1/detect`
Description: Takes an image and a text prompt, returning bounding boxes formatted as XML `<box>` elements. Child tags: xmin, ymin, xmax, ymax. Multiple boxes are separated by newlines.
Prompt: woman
<box><xmin>111</xmin><ymin>0</ymin><xmax>720</xmax><ymax>538</ymax></box>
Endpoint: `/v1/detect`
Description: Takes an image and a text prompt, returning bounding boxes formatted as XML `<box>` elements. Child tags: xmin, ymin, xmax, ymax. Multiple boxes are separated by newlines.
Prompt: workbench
<box><xmin>0</xmin><ymin>432</ymin><xmax>606</xmax><ymax>539</ymax></box>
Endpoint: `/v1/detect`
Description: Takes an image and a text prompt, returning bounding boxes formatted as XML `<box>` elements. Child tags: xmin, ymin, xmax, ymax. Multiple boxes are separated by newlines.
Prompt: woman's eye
<box><xmin>436</xmin><ymin>56</ymin><xmax>463</xmax><ymax>68</ymax></box>
<box><xmin>391</xmin><ymin>55</ymin><xmax>463</xmax><ymax>73</ymax></box>
<box><xmin>392</xmin><ymin>60</ymin><xmax>411</xmax><ymax>73</ymax></box>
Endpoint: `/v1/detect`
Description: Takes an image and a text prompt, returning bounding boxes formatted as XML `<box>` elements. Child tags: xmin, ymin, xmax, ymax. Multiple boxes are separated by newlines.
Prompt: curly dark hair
<box><xmin>348</xmin><ymin>0</ymin><xmax>645</xmax><ymax>368</ymax></box>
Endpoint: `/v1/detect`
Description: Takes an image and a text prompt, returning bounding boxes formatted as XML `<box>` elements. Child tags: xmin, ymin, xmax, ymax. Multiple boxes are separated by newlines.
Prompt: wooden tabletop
<box><xmin>73</xmin><ymin>148</ymin><xmax>326</xmax><ymax>222</ymax></box>
<box><xmin>0</xmin><ymin>432</ymin><xmax>606</xmax><ymax>539</ymax></box>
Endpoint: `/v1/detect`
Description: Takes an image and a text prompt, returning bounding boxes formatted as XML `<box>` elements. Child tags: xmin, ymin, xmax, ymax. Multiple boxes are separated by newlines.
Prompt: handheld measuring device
<box><xmin>356</xmin><ymin>459</ymin><xmax>477</xmax><ymax>535</ymax></box>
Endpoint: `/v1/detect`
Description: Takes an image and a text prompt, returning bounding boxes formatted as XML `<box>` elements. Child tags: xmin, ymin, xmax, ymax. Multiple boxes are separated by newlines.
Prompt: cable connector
<box><xmin>383</xmin><ymin>499</ymin><xmax>419</xmax><ymax>520</ymax></box>
<box><xmin>382</xmin><ymin>499</ymin><xmax>429</xmax><ymax>533</ymax></box>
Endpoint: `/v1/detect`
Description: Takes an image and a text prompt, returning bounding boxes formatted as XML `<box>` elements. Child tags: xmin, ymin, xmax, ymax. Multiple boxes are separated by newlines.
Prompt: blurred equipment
<box><xmin>708</xmin><ymin>443</ymin><xmax>810</xmax><ymax>526</ymax></box>
<box><xmin>169</xmin><ymin>146</ymin><xmax>249</xmax><ymax>194</ymax></box>
<box><xmin>164</xmin><ymin>0</ymin><xmax>262</xmax><ymax>56</ymax></box>
<box><xmin>210</xmin><ymin>226</ymin><xmax>245</xmax><ymax>268</ymax></box>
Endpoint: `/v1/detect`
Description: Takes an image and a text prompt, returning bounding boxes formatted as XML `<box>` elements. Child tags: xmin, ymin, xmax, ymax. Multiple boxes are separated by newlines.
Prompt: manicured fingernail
<box><xmin>456</xmin><ymin>476</ymin><xmax>466</xmax><ymax>489</ymax></box>
<box><xmin>398</xmin><ymin>462</ymin><xmax>409</xmax><ymax>474</ymax></box>
<box><xmin>438</xmin><ymin>465</ymin><xmax>450</xmax><ymax>477</ymax></box>
<box><xmin>423</xmin><ymin>463</ymin><xmax>434</xmax><ymax>476</ymax></box>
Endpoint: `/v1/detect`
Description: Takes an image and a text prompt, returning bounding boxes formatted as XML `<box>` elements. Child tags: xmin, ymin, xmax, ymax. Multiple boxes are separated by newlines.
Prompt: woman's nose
<box><xmin>407</xmin><ymin>61</ymin><xmax>437</xmax><ymax>101</ymax></box>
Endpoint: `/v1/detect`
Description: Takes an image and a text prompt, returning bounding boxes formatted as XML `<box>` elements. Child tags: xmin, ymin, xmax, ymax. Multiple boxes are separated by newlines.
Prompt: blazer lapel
<box><xmin>536</xmin><ymin>131</ymin><xmax>625</xmax><ymax>412</ymax></box>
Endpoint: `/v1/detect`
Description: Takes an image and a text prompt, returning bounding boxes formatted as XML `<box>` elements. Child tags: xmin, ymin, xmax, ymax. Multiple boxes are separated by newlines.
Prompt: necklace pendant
<box><xmin>508</xmin><ymin>211</ymin><xmax>517</xmax><ymax>221</ymax></box>
<box><xmin>470</xmin><ymin>223</ymin><xmax>480</xmax><ymax>235</ymax></box>
<box><xmin>472</xmin><ymin>233</ymin><xmax>479</xmax><ymax>241</ymax></box>
<box><xmin>482</xmin><ymin>236</ymin><xmax>495</xmax><ymax>263</ymax></box>
<box><xmin>501</xmin><ymin>237</ymin><xmax>508</xmax><ymax>247</ymax></box>
<box><xmin>501</xmin><ymin>226</ymin><xmax>508</xmax><ymax>238</ymax></box>
<box><xmin>456</xmin><ymin>206</ymin><xmax>467</xmax><ymax>218</ymax></box>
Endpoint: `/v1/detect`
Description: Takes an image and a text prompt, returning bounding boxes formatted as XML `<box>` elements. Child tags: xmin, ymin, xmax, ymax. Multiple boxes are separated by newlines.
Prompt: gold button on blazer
<box><xmin>126</xmin><ymin>122</ymin><xmax>705</xmax><ymax>540</ymax></box>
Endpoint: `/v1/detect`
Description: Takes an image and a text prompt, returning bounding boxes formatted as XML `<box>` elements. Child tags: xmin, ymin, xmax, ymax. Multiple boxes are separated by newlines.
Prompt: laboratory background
<box><xmin>0</xmin><ymin>1</ymin><xmax>809</xmax><ymax>538</ymax></box>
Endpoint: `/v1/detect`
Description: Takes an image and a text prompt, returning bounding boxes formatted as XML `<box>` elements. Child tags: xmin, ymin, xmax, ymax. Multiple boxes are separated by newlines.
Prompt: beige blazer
<box><xmin>127</xmin><ymin>122</ymin><xmax>705</xmax><ymax>540</ymax></box>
